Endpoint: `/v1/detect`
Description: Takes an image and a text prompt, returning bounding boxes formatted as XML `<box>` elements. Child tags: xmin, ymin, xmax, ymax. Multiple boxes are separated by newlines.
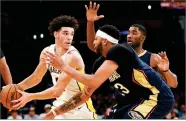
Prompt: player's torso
<box><xmin>47</xmin><ymin>44</ymin><xmax>96</xmax><ymax>113</ymax></box>
<box><xmin>47</xmin><ymin>44</ymin><xmax>81</xmax><ymax>99</ymax></box>
<box><xmin>95</xmin><ymin>44</ymin><xmax>173</xmax><ymax>105</ymax></box>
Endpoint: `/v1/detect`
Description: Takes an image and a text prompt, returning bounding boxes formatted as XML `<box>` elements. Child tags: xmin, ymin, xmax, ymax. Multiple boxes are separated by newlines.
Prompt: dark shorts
<box><xmin>107</xmin><ymin>97</ymin><xmax>174</xmax><ymax>119</ymax></box>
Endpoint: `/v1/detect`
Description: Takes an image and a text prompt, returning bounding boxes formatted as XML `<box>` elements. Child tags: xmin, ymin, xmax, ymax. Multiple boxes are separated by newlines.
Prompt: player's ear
<box><xmin>141</xmin><ymin>35</ymin><xmax>146</xmax><ymax>42</ymax></box>
<box><xmin>54</xmin><ymin>31</ymin><xmax>58</xmax><ymax>38</ymax></box>
<box><xmin>103</xmin><ymin>39</ymin><xmax>108</xmax><ymax>45</ymax></box>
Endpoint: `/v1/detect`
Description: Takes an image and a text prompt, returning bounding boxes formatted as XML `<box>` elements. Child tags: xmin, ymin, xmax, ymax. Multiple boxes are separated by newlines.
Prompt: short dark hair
<box><xmin>48</xmin><ymin>15</ymin><xmax>79</xmax><ymax>35</ymax></box>
<box><xmin>99</xmin><ymin>25</ymin><xmax>120</xmax><ymax>40</ymax></box>
<box><xmin>131</xmin><ymin>24</ymin><xmax>146</xmax><ymax>36</ymax></box>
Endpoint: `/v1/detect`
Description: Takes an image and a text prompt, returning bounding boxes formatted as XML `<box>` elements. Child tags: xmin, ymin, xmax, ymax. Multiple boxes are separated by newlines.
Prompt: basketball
<box><xmin>0</xmin><ymin>84</ymin><xmax>22</xmax><ymax>110</ymax></box>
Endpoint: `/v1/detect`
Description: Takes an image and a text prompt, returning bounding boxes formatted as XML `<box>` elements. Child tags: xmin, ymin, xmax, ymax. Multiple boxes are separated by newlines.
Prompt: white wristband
<box><xmin>51</xmin><ymin>109</ymin><xmax>57</xmax><ymax>117</ymax></box>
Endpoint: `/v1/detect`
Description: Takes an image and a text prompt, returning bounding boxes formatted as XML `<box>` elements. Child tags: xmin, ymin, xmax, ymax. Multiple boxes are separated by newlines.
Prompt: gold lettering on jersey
<box><xmin>109</xmin><ymin>71</ymin><xmax>121</xmax><ymax>82</ymax></box>
<box><xmin>48</xmin><ymin>65</ymin><xmax>62</xmax><ymax>74</ymax></box>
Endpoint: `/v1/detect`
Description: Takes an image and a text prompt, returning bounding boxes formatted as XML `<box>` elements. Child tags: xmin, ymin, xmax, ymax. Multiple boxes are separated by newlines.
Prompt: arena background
<box><xmin>1</xmin><ymin>0</ymin><xmax>185</xmax><ymax>119</ymax></box>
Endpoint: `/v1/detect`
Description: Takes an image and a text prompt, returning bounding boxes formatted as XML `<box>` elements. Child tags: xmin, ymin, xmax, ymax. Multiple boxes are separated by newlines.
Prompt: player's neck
<box><xmin>134</xmin><ymin>47</ymin><xmax>144</xmax><ymax>55</ymax></box>
<box><xmin>55</xmin><ymin>44</ymin><xmax>68</xmax><ymax>56</ymax></box>
<box><xmin>103</xmin><ymin>44</ymin><xmax>113</xmax><ymax>57</ymax></box>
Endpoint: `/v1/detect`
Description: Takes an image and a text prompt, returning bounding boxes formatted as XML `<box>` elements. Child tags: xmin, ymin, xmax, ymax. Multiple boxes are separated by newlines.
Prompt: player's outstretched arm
<box><xmin>12</xmin><ymin>51</ymin><xmax>84</xmax><ymax>109</ymax></box>
<box><xmin>85</xmin><ymin>1</ymin><xmax>104</xmax><ymax>52</ymax></box>
<box><xmin>42</xmin><ymin>86</ymin><xmax>96</xmax><ymax>119</ymax></box>
<box><xmin>151</xmin><ymin>51</ymin><xmax>178</xmax><ymax>88</ymax></box>
<box><xmin>17</xmin><ymin>47</ymin><xmax>48</xmax><ymax>91</ymax></box>
<box><xmin>0</xmin><ymin>56</ymin><xmax>13</xmax><ymax>85</ymax></box>
<box><xmin>44</xmin><ymin>51</ymin><xmax>118</xmax><ymax>89</ymax></box>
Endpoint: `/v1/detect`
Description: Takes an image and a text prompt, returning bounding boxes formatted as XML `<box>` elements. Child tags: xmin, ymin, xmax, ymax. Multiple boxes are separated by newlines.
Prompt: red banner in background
<box><xmin>161</xmin><ymin>1</ymin><xmax>185</xmax><ymax>9</ymax></box>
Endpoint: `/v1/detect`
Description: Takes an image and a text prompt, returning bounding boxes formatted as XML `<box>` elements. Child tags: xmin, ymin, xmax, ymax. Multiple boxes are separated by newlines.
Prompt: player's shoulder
<box><xmin>66</xmin><ymin>46</ymin><xmax>83</xmax><ymax>63</ymax></box>
<box><xmin>108</xmin><ymin>43</ymin><xmax>134</xmax><ymax>57</ymax></box>
<box><xmin>111</xmin><ymin>43</ymin><xmax>133</xmax><ymax>51</ymax></box>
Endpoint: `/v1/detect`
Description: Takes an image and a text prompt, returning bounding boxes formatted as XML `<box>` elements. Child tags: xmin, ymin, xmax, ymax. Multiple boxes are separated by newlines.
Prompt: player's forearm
<box><xmin>0</xmin><ymin>65</ymin><xmax>13</xmax><ymax>85</ymax></box>
<box><xmin>17</xmin><ymin>74</ymin><xmax>41</xmax><ymax>91</ymax></box>
<box><xmin>87</xmin><ymin>21</ymin><xmax>96</xmax><ymax>52</ymax></box>
<box><xmin>29</xmin><ymin>86</ymin><xmax>64</xmax><ymax>100</ymax></box>
<box><xmin>47</xmin><ymin>91</ymin><xmax>89</xmax><ymax>118</ymax></box>
<box><xmin>163</xmin><ymin>70</ymin><xmax>178</xmax><ymax>88</ymax></box>
<box><xmin>62</xmin><ymin>65</ymin><xmax>97</xmax><ymax>88</ymax></box>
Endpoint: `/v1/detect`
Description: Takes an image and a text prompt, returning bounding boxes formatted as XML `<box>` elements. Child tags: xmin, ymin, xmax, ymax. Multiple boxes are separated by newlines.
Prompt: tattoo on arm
<box><xmin>59</xmin><ymin>91</ymin><xmax>83</xmax><ymax>113</ymax></box>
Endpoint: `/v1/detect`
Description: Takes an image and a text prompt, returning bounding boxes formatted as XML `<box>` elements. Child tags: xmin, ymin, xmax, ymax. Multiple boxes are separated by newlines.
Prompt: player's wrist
<box><xmin>61</xmin><ymin>64</ymin><xmax>67</xmax><ymax>71</ymax></box>
<box><xmin>51</xmin><ymin>109</ymin><xmax>57</xmax><ymax>117</ymax></box>
<box><xmin>163</xmin><ymin>69</ymin><xmax>169</xmax><ymax>72</ymax></box>
<box><xmin>87</xmin><ymin>20</ymin><xmax>95</xmax><ymax>23</ymax></box>
<box><xmin>16</xmin><ymin>84</ymin><xmax>24</xmax><ymax>91</ymax></box>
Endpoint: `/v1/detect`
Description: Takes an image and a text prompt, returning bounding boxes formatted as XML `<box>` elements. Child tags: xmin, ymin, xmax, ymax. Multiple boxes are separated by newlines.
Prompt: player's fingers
<box><xmin>11</xmin><ymin>96</ymin><xmax>22</xmax><ymax>103</ymax></box>
<box><xmin>12</xmin><ymin>102</ymin><xmax>21</xmax><ymax>108</ymax></box>
<box><xmin>96</xmin><ymin>4</ymin><xmax>100</xmax><ymax>11</ymax></box>
<box><xmin>98</xmin><ymin>15</ymin><xmax>104</xmax><ymax>20</ymax></box>
<box><xmin>163</xmin><ymin>51</ymin><xmax>166</xmax><ymax>56</ymax></box>
<box><xmin>17</xmin><ymin>90</ymin><xmax>24</xmax><ymax>94</ymax></box>
<box><xmin>46</xmin><ymin>51</ymin><xmax>55</xmax><ymax>57</ymax></box>
<box><xmin>93</xmin><ymin>2</ymin><xmax>96</xmax><ymax>10</ymax></box>
<box><xmin>43</xmin><ymin>52</ymin><xmax>52</xmax><ymax>59</ymax></box>
<box><xmin>89</xmin><ymin>1</ymin><xmax>92</xmax><ymax>9</ymax></box>
<box><xmin>46</xmin><ymin>61</ymin><xmax>52</xmax><ymax>65</ymax></box>
<box><xmin>85</xmin><ymin>5</ymin><xmax>88</xmax><ymax>11</ymax></box>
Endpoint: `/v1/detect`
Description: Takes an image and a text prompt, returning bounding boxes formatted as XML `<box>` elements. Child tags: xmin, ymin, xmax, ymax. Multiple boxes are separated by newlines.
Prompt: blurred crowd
<box><xmin>6</xmin><ymin>104</ymin><xmax>51</xmax><ymax>120</ymax></box>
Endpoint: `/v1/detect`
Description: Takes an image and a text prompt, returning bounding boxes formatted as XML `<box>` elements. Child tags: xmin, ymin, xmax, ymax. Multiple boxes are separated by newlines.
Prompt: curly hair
<box><xmin>99</xmin><ymin>25</ymin><xmax>120</xmax><ymax>40</ymax></box>
<box><xmin>48</xmin><ymin>15</ymin><xmax>79</xmax><ymax>35</ymax></box>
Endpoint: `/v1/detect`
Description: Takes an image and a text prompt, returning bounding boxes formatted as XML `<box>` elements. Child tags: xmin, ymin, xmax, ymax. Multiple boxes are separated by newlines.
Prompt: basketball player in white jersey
<box><xmin>12</xmin><ymin>15</ymin><xmax>97</xmax><ymax>119</ymax></box>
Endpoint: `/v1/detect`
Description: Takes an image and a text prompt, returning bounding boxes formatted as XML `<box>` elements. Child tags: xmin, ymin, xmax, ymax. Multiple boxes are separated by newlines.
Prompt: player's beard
<box><xmin>129</xmin><ymin>41</ymin><xmax>140</xmax><ymax>49</ymax></box>
<box><xmin>96</xmin><ymin>43</ymin><xmax>103</xmax><ymax>56</ymax></box>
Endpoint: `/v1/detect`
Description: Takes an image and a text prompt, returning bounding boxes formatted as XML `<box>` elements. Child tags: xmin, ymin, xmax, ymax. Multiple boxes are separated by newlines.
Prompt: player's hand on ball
<box><xmin>43</xmin><ymin>51</ymin><xmax>65</xmax><ymax>70</ymax></box>
<box><xmin>85</xmin><ymin>1</ymin><xmax>104</xmax><ymax>22</ymax></box>
<box><xmin>11</xmin><ymin>90</ymin><xmax>32</xmax><ymax>110</ymax></box>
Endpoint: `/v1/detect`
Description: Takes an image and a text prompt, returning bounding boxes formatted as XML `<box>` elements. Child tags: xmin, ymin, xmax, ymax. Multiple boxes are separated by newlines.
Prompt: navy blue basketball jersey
<box><xmin>94</xmin><ymin>43</ymin><xmax>174</xmax><ymax>106</ymax></box>
<box><xmin>139</xmin><ymin>50</ymin><xmax>152</xmax><ymax>66</ymax></box>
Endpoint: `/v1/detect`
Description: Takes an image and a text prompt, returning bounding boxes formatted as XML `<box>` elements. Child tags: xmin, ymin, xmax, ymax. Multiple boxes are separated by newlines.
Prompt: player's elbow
<box><xmin>171</xmin><ymin>75</ymin><xmax>178</xmax><ymax>88</ymax></box>
<box><xmin>170</xmin><ymin>80</ymin><xmax>178</xmax><ymax>88</ymax></box>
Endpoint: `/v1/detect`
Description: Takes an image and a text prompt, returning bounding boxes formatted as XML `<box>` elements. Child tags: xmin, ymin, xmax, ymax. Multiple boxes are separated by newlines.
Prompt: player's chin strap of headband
<box><xmin>96</xmin><ymin>30</ymin><xmax>119</xmax><ymax>44</ymax></box>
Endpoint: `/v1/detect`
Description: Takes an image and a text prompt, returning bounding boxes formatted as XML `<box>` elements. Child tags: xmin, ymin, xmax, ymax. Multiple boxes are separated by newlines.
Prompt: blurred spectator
<box><xmin>7</xmin><ymin>110</ymin><xmax>22</xmax><ymax>119</ymax></box>
<box><xmin>39</xmin><ymin>104</ymin><xmax>51</xmax><ymax>118</ymax></box>
<box><xmin>178</xmin><ymin>104</ymin><xmax>186</xmax><ymax>119</ymax></box>
<box><xmin>24</xmin><ymin>106</ymin><xmax>40</xmax><ymax>119</ymax></box>
<box><xmin>171</xmin><ymin>110</ymin><xmax>179</xmax><ymax>119</ymax></box>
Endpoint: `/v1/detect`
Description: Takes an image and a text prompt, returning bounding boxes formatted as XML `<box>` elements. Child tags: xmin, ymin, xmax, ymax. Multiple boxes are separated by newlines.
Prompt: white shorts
<box><xmin>52</xmin><ymin>106</ymin><xmax>97</xmax><ymax>119</ymax></box>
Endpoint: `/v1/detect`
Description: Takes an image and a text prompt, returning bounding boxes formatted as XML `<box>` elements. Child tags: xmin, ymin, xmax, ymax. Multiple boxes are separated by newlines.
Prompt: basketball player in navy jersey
<box><xmin>83</xmin><ymin>2</ymin><xmax>177</xmax><ymax>118</ymax></box>
<box><xmin>127</xmin><ymin>24</ymin><xmax>178</xmax><ymax>88</ymax></box>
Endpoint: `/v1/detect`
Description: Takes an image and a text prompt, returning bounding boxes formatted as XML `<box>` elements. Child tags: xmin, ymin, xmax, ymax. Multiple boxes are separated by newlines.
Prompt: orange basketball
<box><xmin>0</xmin><ymin>84</ymin><xmax>22</xmax><ymax>110</ymax></box>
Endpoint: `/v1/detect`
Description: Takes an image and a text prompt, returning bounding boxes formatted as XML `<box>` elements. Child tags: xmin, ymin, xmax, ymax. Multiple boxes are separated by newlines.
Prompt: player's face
<box><xmin>54</xmin><ymin>27</ymin><xmax>74</xmax><ymax>50</ymax></box>
<box><xmin>127</xmin><ymin>27</ymin><xmax>143</xmax><ymax>48</ymax></box>
<box><xmin>93</xmin><ymin>36</ymin><xmax>103</xmax><ymax>55</ymax></box>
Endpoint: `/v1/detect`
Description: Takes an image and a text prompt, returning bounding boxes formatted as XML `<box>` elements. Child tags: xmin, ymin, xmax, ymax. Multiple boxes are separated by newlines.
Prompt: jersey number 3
<box><xmin>114</xmin><ymin>83</ymin><xmax>130</xmax><ymax>96</ymax></box>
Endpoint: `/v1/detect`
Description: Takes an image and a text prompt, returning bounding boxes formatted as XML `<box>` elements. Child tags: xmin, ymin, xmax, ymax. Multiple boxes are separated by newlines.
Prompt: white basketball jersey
<box><xmin>46</xmin><ymin>44</ymin><xmax>96</xmax><ymax>116</ymax></box>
